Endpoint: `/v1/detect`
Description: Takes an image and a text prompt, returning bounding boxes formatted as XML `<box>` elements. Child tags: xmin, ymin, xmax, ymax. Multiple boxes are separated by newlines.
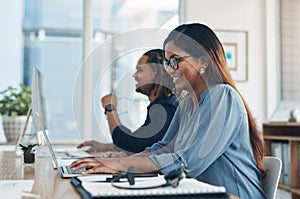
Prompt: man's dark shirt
<box><xmin>112</xmin><ymin>95</ymin><xmax>179</xmax><ymax>154</ymax></box>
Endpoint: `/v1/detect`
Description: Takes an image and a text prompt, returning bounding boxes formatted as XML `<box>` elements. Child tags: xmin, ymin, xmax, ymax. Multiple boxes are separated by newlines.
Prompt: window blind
<box><xmin>281</xmin><ymin>0</ymin><xmax>300</xmax><ymax>100</ymax></box>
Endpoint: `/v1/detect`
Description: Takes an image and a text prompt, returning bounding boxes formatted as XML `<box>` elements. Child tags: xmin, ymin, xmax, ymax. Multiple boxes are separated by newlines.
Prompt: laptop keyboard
<box><xmin>62</xmin><ymin>165</ymin><xmax>86</xmax><ymax>174</ymax></box>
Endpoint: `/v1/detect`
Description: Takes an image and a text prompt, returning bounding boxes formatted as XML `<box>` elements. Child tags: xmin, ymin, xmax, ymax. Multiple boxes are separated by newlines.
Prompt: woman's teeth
<box><xmin>173</xmin><ymin>75</ymin><xmax>183</xmax><ymax>80</ymax></box>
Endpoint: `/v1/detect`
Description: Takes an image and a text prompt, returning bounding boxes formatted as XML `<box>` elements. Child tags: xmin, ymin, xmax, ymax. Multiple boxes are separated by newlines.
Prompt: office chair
<box><xmin>262</xmin><ymin>156</ymin><xmax>282</xmax><ymax>199</ymax></box>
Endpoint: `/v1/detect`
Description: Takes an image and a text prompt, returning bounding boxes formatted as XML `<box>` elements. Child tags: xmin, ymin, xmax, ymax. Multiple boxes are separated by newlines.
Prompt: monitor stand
<box><xmin>15</xmin><ymin>107</ymin><xmax>35</xmax><ymax>155</ymax></box>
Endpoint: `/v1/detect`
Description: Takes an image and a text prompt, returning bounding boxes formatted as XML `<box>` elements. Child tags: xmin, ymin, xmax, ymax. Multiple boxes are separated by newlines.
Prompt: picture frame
<box><xmin>215</xmin><ymin>30</ymin><xmax>248</xmax><ymax>82</ymax></box>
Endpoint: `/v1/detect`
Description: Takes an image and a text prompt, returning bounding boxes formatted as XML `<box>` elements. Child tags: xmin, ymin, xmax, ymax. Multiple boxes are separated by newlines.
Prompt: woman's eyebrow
<box><xmin>165</xmin><ymin>54</ymin><xmax>179</xmax><ymax>60</ymax></box>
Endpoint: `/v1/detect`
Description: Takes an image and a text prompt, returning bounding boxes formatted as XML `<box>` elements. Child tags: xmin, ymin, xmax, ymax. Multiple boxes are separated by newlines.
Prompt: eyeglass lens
<box><xmin>164</xmin><ymin>57</ymin><xmax>178</xmax><ymax>71</ymax></box>
<box><xmin>170</xmin><ymin>58</ymin><xmax>178</xmax><ymax>70</ymax></box>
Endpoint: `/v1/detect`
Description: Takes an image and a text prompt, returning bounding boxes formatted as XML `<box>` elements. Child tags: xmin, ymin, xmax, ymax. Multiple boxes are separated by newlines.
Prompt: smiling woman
<box><xmin>70</xmin><ymin>23</ymin><xmax>266</xmax><ymax>199</ymax></box>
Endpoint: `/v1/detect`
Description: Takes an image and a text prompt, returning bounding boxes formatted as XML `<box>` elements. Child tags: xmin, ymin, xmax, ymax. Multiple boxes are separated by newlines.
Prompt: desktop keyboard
<box><xmin>64</xmin><ymin>149</ymin><xmax>93</xmax><ymax>158</ymax></box>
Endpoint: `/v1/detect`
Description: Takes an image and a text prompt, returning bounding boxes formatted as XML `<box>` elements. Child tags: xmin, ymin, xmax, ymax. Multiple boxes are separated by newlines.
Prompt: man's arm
<box><xmin>101</xmin><ymin>93</ymin><xmax>122</xmax><ymax>135</ymax></box>
<box><xmin>105</xmin><ymin>111</ymin><xmax>122</xmax><ymax>136</ymax></box>
<box><xmin>112</xmin><ymin>103</ymin><xmax>175</xmax><ymax>154</ymax></box>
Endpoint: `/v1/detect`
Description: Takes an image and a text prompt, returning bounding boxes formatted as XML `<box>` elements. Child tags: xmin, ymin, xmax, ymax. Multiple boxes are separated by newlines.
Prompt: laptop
<box><xmin>34</xmin><ymin>112</ymin><xmax>86</xmax><ymax>178</ymax></box>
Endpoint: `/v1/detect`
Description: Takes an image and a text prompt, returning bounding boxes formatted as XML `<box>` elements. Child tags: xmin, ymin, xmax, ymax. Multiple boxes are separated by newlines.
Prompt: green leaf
<box><xmin>19</xmin><ymin>143</ymin><xmax>37</xmax><ymax>154</ymax></box>
<box><xmin>0</xmin><ymin>84</ymin><xmax>31</xmax><ymax>116</ymax></box>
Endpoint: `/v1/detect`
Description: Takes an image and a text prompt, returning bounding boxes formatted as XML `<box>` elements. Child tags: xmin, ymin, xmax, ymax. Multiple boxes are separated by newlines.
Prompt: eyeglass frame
<box><xmin>163</xmin><ymin>55</ymin><xmax>192</xmax><ymax>71</ymax></box>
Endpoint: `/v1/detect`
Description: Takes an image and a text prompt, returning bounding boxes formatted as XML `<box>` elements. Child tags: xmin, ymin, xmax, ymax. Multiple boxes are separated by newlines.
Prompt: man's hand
<box><xmin>101</xmin><ymin>94</ymin><xmax>118</xmax><ymax>108</ymax></box>
<box><xmin>77</xmin><ymin>140</ymin><xmax>114</xmax><ymax>152</ymax></box>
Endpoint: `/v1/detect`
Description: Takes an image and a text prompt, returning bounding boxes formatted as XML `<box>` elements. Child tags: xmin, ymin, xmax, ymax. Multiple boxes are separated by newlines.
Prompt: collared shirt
<box><xmin>147</xmin><ymin>84</ymin><xmax>266</xmax><ymax>199</ymax></box>
<box><xmin>112</xmin><ymin>95</ymin><xmax>178</xmax><ymax>154</ymax></box>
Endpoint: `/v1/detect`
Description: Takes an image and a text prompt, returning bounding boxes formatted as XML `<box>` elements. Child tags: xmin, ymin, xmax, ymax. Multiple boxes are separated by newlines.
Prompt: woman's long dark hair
<box><xmin>143</xmin><ymin>49</ymin><xmax>175</xmax><ymax>100</ymax></box>
<box><xmin>163</xmin><ymin>23</ymin><xmax>265</xmax><ymax>178</ymax></box>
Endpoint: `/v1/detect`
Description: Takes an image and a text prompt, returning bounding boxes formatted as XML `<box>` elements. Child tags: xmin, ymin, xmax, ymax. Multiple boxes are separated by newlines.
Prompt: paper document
<box><xmin>78</xmin><ymin>174</ymin><xmax>114</xmax><ymax>182</ymax></box>
<box><xmin>0</xmin><ymin>180</ymin><xmax>35</xmax><ymax>199</ymax></box>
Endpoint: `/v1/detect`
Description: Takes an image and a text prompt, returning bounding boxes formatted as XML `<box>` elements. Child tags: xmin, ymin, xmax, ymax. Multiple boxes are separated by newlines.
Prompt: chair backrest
<box><xmin>262</xmin><ymin>156</ymin><xmax>282</xmax><ymax>199</ymax></box>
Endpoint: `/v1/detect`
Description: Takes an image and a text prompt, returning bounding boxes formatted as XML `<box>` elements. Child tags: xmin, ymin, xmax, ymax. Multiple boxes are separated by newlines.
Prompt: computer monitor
<box><xmin>31</xmin><ymin>67</ymin><xmax>48</xmax><ymax>146</ymax></box>
<box><xmin>15</xmin><ymin>68</ymin><xmax>47</xmax><ymax>153</ymax></box>
<box><xmin>32</xmin><ymin>67</ymin><xmax>47</xmax><ymax>131</ymax></box>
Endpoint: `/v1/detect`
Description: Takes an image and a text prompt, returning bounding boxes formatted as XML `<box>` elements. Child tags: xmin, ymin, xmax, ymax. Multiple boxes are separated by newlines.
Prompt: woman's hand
<box><xmin>70</xmin><ymin>158</ymin><xmax>120</xmax><ymax>174</ymax></box>
<box><xmin>70</xmin><ymin>156</ymin><xmax>160</xmax><ymax>175</ymax></box>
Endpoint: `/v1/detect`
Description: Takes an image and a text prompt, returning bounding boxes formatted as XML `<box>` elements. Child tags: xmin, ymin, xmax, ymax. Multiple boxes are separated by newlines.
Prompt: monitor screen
<box><xmin>32</xmin><ymin>67</ymin><xmax>47</xmax><ymax>132</ymax></box>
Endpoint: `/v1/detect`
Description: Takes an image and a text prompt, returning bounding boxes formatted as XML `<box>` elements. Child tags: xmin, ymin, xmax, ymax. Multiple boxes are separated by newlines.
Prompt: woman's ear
<box><xmin>197</xmin><ymin>56</ymin><xmax>208</xmax><ymax>69</ymax></box>
<box><xmin>195</xmin><ymin>56</ymin><xmax>208</xmax><ymax>75</ymax></box>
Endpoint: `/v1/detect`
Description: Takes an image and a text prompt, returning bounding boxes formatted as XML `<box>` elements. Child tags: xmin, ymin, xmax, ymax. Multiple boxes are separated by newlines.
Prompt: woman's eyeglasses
<box><xmin>163</xmin><ymin>55</ymin><xmax>191</xmax><ymax>71</ymax></box>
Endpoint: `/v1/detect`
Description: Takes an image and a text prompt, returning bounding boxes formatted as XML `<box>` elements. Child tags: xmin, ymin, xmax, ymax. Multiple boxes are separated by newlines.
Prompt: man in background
<box><xmin>78</xmin><ymin>49</ymin><xmax>178</xmax><ymax>155</ymax></box>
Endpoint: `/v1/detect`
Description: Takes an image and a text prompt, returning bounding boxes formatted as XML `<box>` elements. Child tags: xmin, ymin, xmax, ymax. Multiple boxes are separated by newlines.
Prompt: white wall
<box><xmin>0</xmin><ymin>0</ymin><xmax>23</xmax><ymax>90</ymax></box>
<box><xmin>0</xmin><ymin>0</ymin><xmax>23</xmax><ymax>142</ymax></box>
<box><xmin>183</xmin><ymin>0</ymin><xmax>270</xmax><ymax>126</ymax></box>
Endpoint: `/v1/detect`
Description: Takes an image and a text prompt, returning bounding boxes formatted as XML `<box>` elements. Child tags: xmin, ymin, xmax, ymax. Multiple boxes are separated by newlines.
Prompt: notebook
<box><xmin>71</xmin><ymin>175</ymin><xmax>228</xmax><ymax>199</ymax></box>
<box><xmin>34</xmin><ymin>112</ymin><xmax>86</xmax><ymax>178</ymax></box>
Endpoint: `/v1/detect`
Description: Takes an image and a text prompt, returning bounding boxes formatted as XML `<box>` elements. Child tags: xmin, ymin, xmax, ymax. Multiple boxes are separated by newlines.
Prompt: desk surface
<box><xmin>0</xmin><ymin>150</ymin><xmax>80</xmax><ymax>199</ymax></box>
<box><xmin>0</xmin><ymin>150</ymin><xmax>239</xmax><ymax>199</ymax></box>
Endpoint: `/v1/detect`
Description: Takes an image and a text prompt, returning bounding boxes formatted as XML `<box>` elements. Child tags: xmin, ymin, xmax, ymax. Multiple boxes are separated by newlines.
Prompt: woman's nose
<box><xmin>167</xmin><ymin>67</ymin><xmax>176</xmax><ymax>75</ymax></box>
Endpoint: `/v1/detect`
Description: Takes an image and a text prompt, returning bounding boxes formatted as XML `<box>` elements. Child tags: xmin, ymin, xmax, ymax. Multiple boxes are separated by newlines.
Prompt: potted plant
<box><xmin>0</xmin><ymin>84</ymin><xmax>32</xmax><ymax>142</ymax></box>
<box><xmin>19</xmin><ymin>143</ymin><xmax>37</xmax><ymax>164</ymax></box>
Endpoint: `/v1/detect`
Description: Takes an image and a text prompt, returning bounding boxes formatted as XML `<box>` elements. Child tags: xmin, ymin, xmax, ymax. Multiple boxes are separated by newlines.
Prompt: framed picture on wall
<box><xmin>215</xmin><ymin>30</ymin><xmax>248</xmax><ymax>82</ymax></box>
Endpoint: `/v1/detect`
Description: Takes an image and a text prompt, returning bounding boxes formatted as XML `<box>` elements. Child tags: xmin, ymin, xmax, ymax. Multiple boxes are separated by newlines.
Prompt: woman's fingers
<box><xmin>83</xmin><ymin>165</ymin><xmax>118</xmax><ymax>174</ymax></box>
<box><xmin>73</xmin><ymin>162</ymin><xmax>102</xmax><ymax>171</ymax></box>
<box><xmin>70</xmin><ymin>157</ymin><xmax>121</xmax><ymax>174</ymax></box>
<box><xmin>70</xmin><ymin>158</ymin><xmax>98</xmax><ymax>169</ymax></box>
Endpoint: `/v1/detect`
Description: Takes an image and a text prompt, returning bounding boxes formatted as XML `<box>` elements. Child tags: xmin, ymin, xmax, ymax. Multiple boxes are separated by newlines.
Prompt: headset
<box><xmin>163</xmin><ymin>165</ymin><xmax>185</xmax><ymax>188</ymax></box>
<box><xmin>110</xmin><ymin>164</ymin><xmax>185</xmax><ymax>190</ymax></box>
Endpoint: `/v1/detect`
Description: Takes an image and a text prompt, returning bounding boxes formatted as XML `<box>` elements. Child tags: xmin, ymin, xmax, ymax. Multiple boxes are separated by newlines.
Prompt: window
<box><xmin>268</xmin><ymin>0</ymin><xmax>300</xmax><ymax>122</ymax></box>
<box><xmin>280</xmin><ymin>0</ymin><xmax>300</xmax><ymax>100</ymax></box>
<box><xmin>22</xmin><ymin>0</ymin><xmax>180</xmax><ymax>141</ymax></box>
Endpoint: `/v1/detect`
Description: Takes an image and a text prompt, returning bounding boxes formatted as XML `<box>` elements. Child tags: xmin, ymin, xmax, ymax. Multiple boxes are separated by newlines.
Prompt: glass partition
<box><xmin>23</xmin><ymin>0</ymin><xmax>179</xmax><ymax>141</ymax></box>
